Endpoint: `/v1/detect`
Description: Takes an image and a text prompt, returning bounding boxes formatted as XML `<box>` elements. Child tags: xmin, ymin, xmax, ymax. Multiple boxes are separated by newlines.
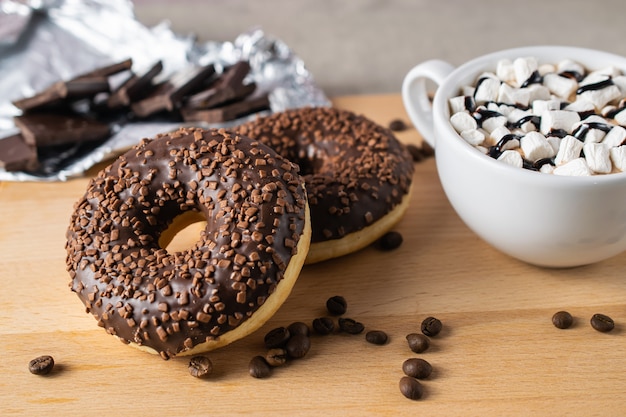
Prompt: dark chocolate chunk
<box><xmin>107</xmin><ymin>61</ymin><xmax>164</xmax><ymax>108</ymax></box>
<box><xmin>186</xmin><ymin>61</ymin><xmax>255</xmax><ymax>109</ymax></box>
<box><xmin>14</xmin><ymin>113</ymin><xmax>111</xmax><ymax>147</ymax></box>
<box><xmin>75</xmin><ymin>58</ymin><xmax>133</xmax><ymax>79</ymax></box>
<box><xmin>131</xmin><ymin>64</ymin><xmax>216</xmax><ymax>117</ymax></box>
<box><xmin>181</xmin><ymin>94</ymin><xmax>270</xmax><ymax>123</ymax></box>
<box><xmin>0</xmin><ymin>133</ymin><xmax>39</xmax><ymax>172</ymax></box>
<box><xmin>12</xmin><ymin>59</ymin><xmax>133</xmax><ymax>112</ymax></box>
<box><xmin>12</xmin><ymin>78</ymin><xmax>110</xmax><ymax>112</ymax></box>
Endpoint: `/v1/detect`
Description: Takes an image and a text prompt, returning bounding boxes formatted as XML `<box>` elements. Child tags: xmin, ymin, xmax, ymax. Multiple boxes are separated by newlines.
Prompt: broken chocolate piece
<box><xmin>131</xmin><ymin>64</ymin><xmax>216</xmax><ymax>117</ymax></box>
<box><xmin>186</xmin><ymin>61</ymin><xmax>255</xmax><ymax>109</ymax></box>
<box><xmin>0</xmin><ymin>133</ymin><xmax>39</xmax><ymax>172</ymax></box>
<box><xmin>181</xmin><ymin>94</ymin><xmax>270</xmax><ymax>123</ymax></box>
<box><xmin>107</xmin><ymin>61</ymin><xmax>164</xmax><ymax>108</ymax></box>
<box><xmin>12</xmin><ymin>78</ymin><xmax>110</xmax><ymax>112</ymax></box>
<box><xmin>14</xmin><ymin>113</ymin><xmax>111</xmax><ymax>147</ymax></box>
<box><xmin>75</xmin><ymin>58</ymin><xmax>133</xmax><ymax>79</ymax></box>
<box><xmin>12</xmin><ymin>59</ymin><xmax>133</xmax><ymax>112</ymax></box>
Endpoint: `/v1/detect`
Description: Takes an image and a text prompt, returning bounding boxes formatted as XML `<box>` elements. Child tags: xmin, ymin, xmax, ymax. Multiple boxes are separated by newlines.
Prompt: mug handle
<box><xmin>401</xmin><ymin>60</ymin><xmax>455</xmax><ymax>147</ymax></box>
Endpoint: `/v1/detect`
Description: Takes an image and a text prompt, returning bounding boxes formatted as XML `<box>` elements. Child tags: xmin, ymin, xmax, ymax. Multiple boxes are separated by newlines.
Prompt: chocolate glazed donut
<box><xmin>237</xmin><ymin>107</ymin><xmax>414</xmax><ymax>263</ymax></box>
<box><xmin>66</xmin><ymin>128</ymin><xmax>310</xmax><ymax>359</ymax></box>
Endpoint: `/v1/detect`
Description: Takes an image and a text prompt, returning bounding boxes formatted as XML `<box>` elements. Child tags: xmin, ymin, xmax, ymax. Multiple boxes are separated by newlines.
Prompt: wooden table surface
<box><xmin>1</xmin><ymin>94</ymin><xmax>626</xmax><ymax>416</ymax></box>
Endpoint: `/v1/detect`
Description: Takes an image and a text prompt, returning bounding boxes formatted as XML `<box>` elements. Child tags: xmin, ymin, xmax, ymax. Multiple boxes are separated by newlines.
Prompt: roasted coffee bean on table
<box><xmin>365</xmin><ymin>330</ymin><xmax>389</xmax><ymax>345</ymax></box>
<box><xmin>249</xmin><ymin>355</ymin><xmax>272</xmax><ymax>379</ymax></box>
<box><xmin>287</xmin><ymin>321</ymin><xmax>310</xmax><ymax>337</ymax></box>
<box><xmin>402</xmin><ymin>358</ymin><xmax>433</xmax><ymax>380</ymax></box>
<box><xmin>406</xmin><ymin>333</ymin><xmax>430</xmax><ymax>353</ymax></box>
<box><xmin>326</xmin><ymin>295</ymin><xmax>348</xmax><ymax>315</ymax></box>
<box><xmin>188</xmin><ymin>355</ymin><xmax>213</xmax><ymax>378</ymax></box>
<box><xmin>264</xmin><ymin>326</ymin><xmax>291</xmax><ymax>349</ymax></box>
<box><xmin>590</xmin><ymin>313</ymin><xmax>615</xmax><ymax>332</ymax></box>
<box><xmin>388</xmin><ymin>118</ymin><xmax>408</xmax><ymax>132</ymax></box>
<box><xmin>312</xmin><ymin>317</ymin><xmax>335</xmax><ymax>335</ymax></box>
<box><xmin>286</xmin><ymin>334</ymin><xmax>311</xmax><ymax>359</ymax></box>
<box><xmin>552</xmin><ymin>311</ymin><xmax>574</xmax><ymax>329</ymax></box>
<box><xmin>421</xmin><ymin>316</ymin><xmax>443</xmax><ymax>337</ymax></box>
<box><xmin>265</xmin><ymin>348</ymin><xmax>288</xmax><ymax>367</ymax></box>
<box><xmin>378</xmin><ymin>231</ymin><xmax>403</xmax><ymax>251</ymax></box>
<box><xmin>399</xmin><ymin>376</ymin><xmax>424</xmax><ymax>400</ymax></box>
<box><xmin>338</xmin><ymin>317</ymin><xmax>365</xmax><ymax>334</ymax></box>
<box><xmin>28</xmin><ymin>355</ymin><xmax>55</xmax><ymax>376</ymax></box>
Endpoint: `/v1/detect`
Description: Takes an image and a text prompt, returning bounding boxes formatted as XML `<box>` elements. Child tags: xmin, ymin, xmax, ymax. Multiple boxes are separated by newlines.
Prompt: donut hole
<box><xmin>158</xmin><ymin>211</ymin><xmax>207</xmax><ymax>254</ymax></box>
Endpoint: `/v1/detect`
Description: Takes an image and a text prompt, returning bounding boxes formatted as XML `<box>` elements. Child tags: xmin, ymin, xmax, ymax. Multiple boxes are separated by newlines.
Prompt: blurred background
<box><xmin>134</xmin><ymin>0</ymin><xmax>626</xmax><ymax>97</ymax></box>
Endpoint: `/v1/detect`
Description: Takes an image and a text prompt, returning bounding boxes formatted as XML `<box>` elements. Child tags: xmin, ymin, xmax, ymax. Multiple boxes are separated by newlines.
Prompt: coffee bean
<box><xmin>312</xmin><ymin>317</ymin><xmax>335</xmax><ymax>335</ymax></box>
<box><xmin>378</xmin><ymin>231</ymin><xmax>403</xmax><ymax>251</ymax></box>
<box><xmin>365</xmin><ymin>330</ymin><xmax>388</xmax><ymax>345</ymax></box>
<box><xmin>590</xmin><ymin>313</ymin><xmax>615</xmax><ymax>333</ymax></box>
<box><xmin>421</xmin><ymin>316</ymin><xmax>442</xmax><ymax>337</ymax></box>
<box><xmin>326</xmin><ymin>295</ymin><xmax>347</xmax><ymax>315</ymax></box>
<box><xmin>402</xmin><ymin>358</ymin><xmax>433</xmax><ymax>379</ymax></box>
<box><xmin>188</xmin><ymin>355</ymin><xmax>213</xmax><ymax>378</ymax></box>
<box><xmin>287</xmin><ymin>321</ymin><xmax>310</xmax><ymax>337</ymax></box>
<box><xmin>407</xmin><ymin>144</ymin><xmax>425</xmax><ymax>162</ymax></box>
<box><xmin>406</xmin><ymin>333</ymin><xmax>430</xmax><ymax>353</ymax></box>
<box><xmin>388</xmin><ymin>118</ymin><xmax>408</xmax><ymax>132</ymax></box>
<box><xmin>264</xmin><ymin>326</ymin><xmax>290</xmax><ymax>349</ymax></box>
<box><xmin>338</xmin><ymin>317</ymin><xmax>365</xmax><ymax>334</ymax></box>
<box><xmin>552</xmin><ymin>311</ymin><xmax>574</xmax><ymax>329</ymax></box>
<box><xmin>265</xmin><ymin>348</ymin><xmax>288</xmax><ymax>367</ymax></box>
<box><xmin>399</xmin><ymin>376</ymin><xmax>424</xmax><ymax>400</ymax></box>
<box><xmin>249</xmin><ymin>355</ymin><xmax>272</xmax><ymax>378</ymax></box>
<box><xmin>420</xmin><ymin>141</ymin><xmax>434</xmax><ymax>158</ymax></box>
<box><xmin>286</xmin><ymin>334</ymin><xmax>311</xmax><ymax>359</ymax></box>
<box><xmin>28</xmin><ymin>355</ymin><xmax>54</xmax><ymax>375</ymax></box>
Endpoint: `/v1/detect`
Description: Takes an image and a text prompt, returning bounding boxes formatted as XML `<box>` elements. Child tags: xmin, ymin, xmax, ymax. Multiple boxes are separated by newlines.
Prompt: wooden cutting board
<box><xmin>1</xmin><ymin>94</ymin><xmax>626</xmax><ymax>416</ymax></box>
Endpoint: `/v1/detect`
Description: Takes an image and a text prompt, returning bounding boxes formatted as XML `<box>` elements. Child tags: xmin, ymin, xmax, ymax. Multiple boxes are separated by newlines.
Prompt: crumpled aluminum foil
<box><xmin>0</xmin><ymin>0</ymin><xmax>330</xmax><ymax>181</ymax></box>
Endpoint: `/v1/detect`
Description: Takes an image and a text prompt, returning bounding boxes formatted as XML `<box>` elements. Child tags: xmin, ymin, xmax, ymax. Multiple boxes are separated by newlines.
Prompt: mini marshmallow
<box><xmin>473</xmin><ymin>76</ymin><xmax>501</xmax><ymax>104</ymax></box>
<box><xmin>532</xmin><ymin>99</ymin><xmax>562</xmax><ymax>116</ymax></box>
<box><xmin>526</xmin><ymin>84</ymin><xmax>551</xmax><ymax>102</ymax></box>
<box><xmin>583</xmin><ymin>142</ymin><xmax>612</xmax><ymax>174</ymax></box>
<box><xmin>539</xmin><ymin>163</ymin><xmax>555</xmax><ymax>174</ymax></box>
<box><xmin>449</xmin><ymin>95</ymin><xmax>474</xmax><ymax>114</ymax></box>
<box><xmin>543</xmin><ymin>73</ymin><xmax>578</xmax><ymax>99</ymax></box>
<box><xmin>611</xmin><ymin>75</ymin><xmax>626</xmax><ymax>95</ymax></box>
<box><xmin>500</xmin><ymin>136</ymin><xmax>520</xmax><ymax>151</ymax></box>
<box><xmin>589</xmin><ymin>65</ymin><xmax>622</xmax><ymax>78</ymax></box>
<box><xmin>496</xmin><ymin>59</ymin><xmax>515</xmax><ymax>82</ymax></box>
<box><xmin>482</xmin><ymin>114</ymin><xmax>508</xmax><ymax>133</ymax></box>
<box><xmin>520</xmin><ymin>131</ymin><xmax>555</xmax><ymax>161</ymax></box>
<box><xmin>450</xmin><ymin>111</ymin><xmax>477</xmax><ymax>133</ymax></box>
<box><xmin>602</xmin><ymin>125</ymin><xmax>626</xmax><ymax>148</ymax></box>
<box><xmin>547</xmin><ymin>136</ymin><xmax>561</xmax><ymax>154</ymax></box>
<box><xmin>497</xmin><ymin>82</ymin><xmax>530</xmax><ymax>107</ymax></box>
<box><xmin>610</xmin><ymin>145</ymin><xmax>626</xmax><ymax>171</ymax></box>
<box><xmin>507</xmin><ymin>108</ymin><xmax>532</xmax><ymax>123</ymax></box>
<box><xmin>613</xmin><ymin>107</ymin><xmax>626</xmax><ymax>125</ymax></box>
<box><xmin>601</xmin><ymin>105</ymin><xmax>617</xmax><ymax>118</ymax></box>
<box><xmin>557</xmin><ymin>59</ymin><xmax>585</xmax><ymax>79</ymax></box>
<box><xmin>460</xmin><ymin>129</ymin><xmax>485</xmax><ymax>146</ymax></box>
<box><xmin>554</xmin><ymin>135</ymin><xmax>583</xmax><ymax>165</ymax></box>
<box><xmin>540</xmin><ymin>110</ymin><xmax>581</xmax><ymax>135</ymax></box>
<box><xmin>578</xmin><ymin>84</ymin><xmax>622</xmax><ymax>110</ymax></box>
<box><xmin>513</xmin><ymin>56</ymin><xmax>538</xmax><ymax>87</ymax></box>
<box><xmin>497</xmin><ymin>150</ymin><xmax>523</xmax><ymax>168</ymax></box>
<box><xmin>553</xmin><ymin>158</ymin><xmax>592</xmax><ymax>176</ymax></box>
<box><xmin>538</xmin><ymin>63</ymin><xmax>556</xmax><ymax>76</ymax></box>
<box><xmin>565</xmin><ymin>99</ymin><xmax>595</xmax><ymax>115</ymax></box>
<box><xmin>490</xmin><ymin>125</ymin><xmax>512</xmax><ymax>142</ymax></box>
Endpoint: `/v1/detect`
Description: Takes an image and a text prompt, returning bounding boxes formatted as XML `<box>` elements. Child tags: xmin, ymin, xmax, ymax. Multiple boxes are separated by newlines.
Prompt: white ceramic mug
<box><xmin>402</xmin><ymin>45</ymin><xmax>626</xmax><ymax>267</ymax></box>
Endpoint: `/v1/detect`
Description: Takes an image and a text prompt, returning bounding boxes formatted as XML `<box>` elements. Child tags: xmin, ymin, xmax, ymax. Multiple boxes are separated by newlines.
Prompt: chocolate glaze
<box><xmin>237</xmin><ymin>107</ymin><xmax>414</xmax><ymax>243</ymax></box>
<box><xmin>66</xmin><ymin>128</ymin><xmax>307</xmax><ymax>359</ymax></box>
